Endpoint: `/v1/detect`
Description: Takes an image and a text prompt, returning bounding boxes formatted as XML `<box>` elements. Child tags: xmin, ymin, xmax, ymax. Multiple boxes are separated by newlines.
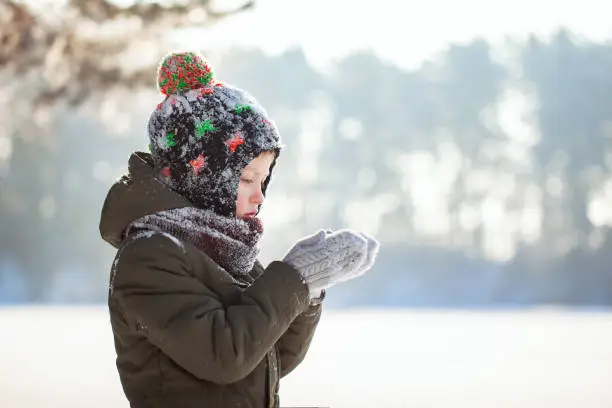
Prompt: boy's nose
<box><xmin>252</xmin><ymin>189</ymin><xmax>264</xmax><ymax>205</ymax></box>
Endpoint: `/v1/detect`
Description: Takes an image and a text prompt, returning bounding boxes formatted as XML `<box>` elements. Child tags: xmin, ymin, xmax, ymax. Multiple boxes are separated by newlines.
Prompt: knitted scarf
<box><xmin>127</xmin><ymin>207</ymin><xmax>263</xmax><ymax>278</ymax></box>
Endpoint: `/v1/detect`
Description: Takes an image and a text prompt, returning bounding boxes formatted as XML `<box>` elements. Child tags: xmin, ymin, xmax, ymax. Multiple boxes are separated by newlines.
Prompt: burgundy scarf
<box><xmin>127</xmin><ymin>207</ymin><xmax>263</xmax><ymax>278</ymax></box>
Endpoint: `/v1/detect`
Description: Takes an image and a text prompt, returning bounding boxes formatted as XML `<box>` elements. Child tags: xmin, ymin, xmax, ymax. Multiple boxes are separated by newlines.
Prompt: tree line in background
<box><xmin>1</xmin><ymin>3</ymin><xmax>612</xmax><ymax>306</ymax></box>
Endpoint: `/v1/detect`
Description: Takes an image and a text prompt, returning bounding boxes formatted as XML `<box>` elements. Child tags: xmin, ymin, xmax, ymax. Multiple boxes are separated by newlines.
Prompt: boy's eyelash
<box><xmin>241</xmin><ymin>177</ymin><xmax>266</xmax><ymax>184</ymax></box>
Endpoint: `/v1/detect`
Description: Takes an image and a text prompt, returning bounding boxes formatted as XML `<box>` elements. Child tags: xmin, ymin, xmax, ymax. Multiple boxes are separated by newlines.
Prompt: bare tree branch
<box><xmin>67</xmin><ymin>0</ymin><xmax>254</xmax><ymax>24</ymax></box>
<box><xmin>0</xmin><ymin>0</ymin><xmax>254</xmax><ymax>131</ymax></box>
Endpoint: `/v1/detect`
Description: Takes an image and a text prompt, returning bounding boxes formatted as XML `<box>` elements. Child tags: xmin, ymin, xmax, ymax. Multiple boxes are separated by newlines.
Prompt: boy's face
<box><xmin>235</xmin><ymin>151</ymin><xmax>275</xmax><ymax>219</ymax></box>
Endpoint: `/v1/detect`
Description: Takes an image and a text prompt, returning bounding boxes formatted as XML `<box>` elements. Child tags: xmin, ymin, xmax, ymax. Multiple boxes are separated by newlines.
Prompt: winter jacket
<box><xmin>99</xmin><ymin>152</ymin><xmax>322</xmax><ymax>408</ymax></box>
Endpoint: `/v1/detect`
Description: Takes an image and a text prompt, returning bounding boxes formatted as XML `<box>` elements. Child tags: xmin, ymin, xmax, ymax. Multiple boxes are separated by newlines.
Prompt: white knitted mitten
<box><xmin>282</xmin><ymin>229</ymin><xmax>370</xmax><ymax>297</ymax></box>
<box><xmin>336</xmin><ymin>232</ymin><xmax>379</xmax><ymax>283</ymax></box>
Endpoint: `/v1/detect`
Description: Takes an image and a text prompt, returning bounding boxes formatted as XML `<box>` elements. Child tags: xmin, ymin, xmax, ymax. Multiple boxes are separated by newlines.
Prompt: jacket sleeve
<box><xmin>275</xmin><ymin>301</ymin><xmax>322</xmax><ymax>378</ymax></box>
<box><xmin>110</xmin><ymin>233</ymin><xmax>311</xmax><ymax>385</ymax></box>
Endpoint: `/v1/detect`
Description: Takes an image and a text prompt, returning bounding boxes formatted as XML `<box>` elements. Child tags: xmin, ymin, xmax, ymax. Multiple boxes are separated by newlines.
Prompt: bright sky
<box><xmin>38</xmin><ymin>0</ymin><xmax>612</xmax><ymax>69</ymax></box>
<box><xmin>174</xmin><ymin>0</ymin><xmax>612</xmax><ymax>70</ymax></box>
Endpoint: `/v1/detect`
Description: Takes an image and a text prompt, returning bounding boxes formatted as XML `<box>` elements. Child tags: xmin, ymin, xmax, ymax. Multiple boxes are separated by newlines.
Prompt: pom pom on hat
<box><xmin>157</xmin><ymin>51</ymin><xmax>214</xmax><ymax>96</ymax></box>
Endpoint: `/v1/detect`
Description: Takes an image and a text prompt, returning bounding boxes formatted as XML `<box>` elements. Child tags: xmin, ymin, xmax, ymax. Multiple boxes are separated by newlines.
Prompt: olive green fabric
<box><xmin>100</xmin><ymin>152</ymin><xmax>322</xmax><ymax>408</ymax></box>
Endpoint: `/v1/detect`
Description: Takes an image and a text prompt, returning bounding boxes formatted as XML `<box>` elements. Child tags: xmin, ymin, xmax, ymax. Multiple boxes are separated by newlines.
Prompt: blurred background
<box><xmin>1</xmin><ymin>0</ymin><xmax>611</xmax><ymax>407</ymax></box>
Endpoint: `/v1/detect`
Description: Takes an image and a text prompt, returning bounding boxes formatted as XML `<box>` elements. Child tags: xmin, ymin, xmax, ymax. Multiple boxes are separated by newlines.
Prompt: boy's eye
<box><xmin>241</xmin><ymin>177</ymin><xmax>254</xmax><ymax>184</ymax></box>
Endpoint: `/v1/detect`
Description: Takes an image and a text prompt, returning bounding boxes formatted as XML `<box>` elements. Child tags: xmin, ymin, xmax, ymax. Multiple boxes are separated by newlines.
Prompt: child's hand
<box><xmin>281</xmin><ymin>229</ymin><xmax>378</xmax><ymax>298</ymax></box>
<box><xmin>314</xmin><ymin>230</ymin><xmax>380</xmax><ymax>281</ymax></box>
<box><xmin>336</xmin><ymin>232</ymin><xmax>379</xmax><ymax>283</ymax></box>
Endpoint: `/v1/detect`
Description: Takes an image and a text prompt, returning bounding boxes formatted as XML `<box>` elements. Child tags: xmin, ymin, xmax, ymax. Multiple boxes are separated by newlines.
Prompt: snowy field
<box><xmin>1</xmin><ymin>307</ymin><xmax>611</xmax><ymax>408</ymax></box>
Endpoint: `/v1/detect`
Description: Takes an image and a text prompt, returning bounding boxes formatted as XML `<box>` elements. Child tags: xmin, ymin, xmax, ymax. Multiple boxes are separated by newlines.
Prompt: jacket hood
<box><xmin>99</xmin><ymin>152</ymin><xmax>192</xmax><ymax>248</ymax></box>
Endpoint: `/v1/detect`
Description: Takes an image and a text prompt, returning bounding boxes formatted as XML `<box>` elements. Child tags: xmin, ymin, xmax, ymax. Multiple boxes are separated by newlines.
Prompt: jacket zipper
<box><xmin>266</xmin><ymin>348</ymin><xmax>280</xmax><ymax>408</ymax></box>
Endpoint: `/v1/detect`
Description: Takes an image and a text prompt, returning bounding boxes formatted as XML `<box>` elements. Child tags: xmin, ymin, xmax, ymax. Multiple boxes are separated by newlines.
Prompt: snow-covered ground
<box><xmin>1</xmin><ymin>306</ymin><xmax>611</xmax><ymax>408</ymax></box>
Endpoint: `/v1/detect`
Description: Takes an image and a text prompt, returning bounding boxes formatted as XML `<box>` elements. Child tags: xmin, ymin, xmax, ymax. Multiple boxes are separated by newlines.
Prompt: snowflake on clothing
<box><xmin>226</xmin><ymin>132</ymin><xmax>244</xmax><ymax>153</ymax></box>
<box><xmin>195</xmin><ymin>120</ymin><xmax>216</xmax><ymax>139</ymax></box>
<box><xmin>190</xmin><ymin>154</ymin><xmax>206</xmax><ymax>176</ymax></box>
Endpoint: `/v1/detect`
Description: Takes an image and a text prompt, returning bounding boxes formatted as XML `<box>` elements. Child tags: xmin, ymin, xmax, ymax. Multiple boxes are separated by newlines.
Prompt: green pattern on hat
<box><xmin>165</xmin><ymin>131</ymin><xmax>177</xmax><ymax>148</ymax></box>
<box><xmin>234</xmin><ymin>104</ymin><xmax>252</xmax><ymax>114</ymax></box>
<box><xmin>195</xmin><ymin>120</ymin><xmax>216</xmax><ymax>139</ymax></box>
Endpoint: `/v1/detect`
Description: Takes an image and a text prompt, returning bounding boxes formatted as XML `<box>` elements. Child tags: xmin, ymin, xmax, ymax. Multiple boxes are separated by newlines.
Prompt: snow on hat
<box><xmin>147</xmin><ymin>51</ymin><xmax>282</xmax><ymax>216</ymax></box>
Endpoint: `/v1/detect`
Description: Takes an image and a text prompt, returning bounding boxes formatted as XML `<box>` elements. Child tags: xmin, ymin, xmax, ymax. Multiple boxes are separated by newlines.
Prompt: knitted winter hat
<box><xmin>147</xmin><ymin>51</ymin><xmax>282</xmax><ymax>217</ymax></box>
